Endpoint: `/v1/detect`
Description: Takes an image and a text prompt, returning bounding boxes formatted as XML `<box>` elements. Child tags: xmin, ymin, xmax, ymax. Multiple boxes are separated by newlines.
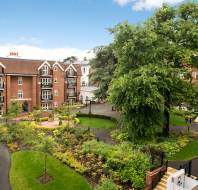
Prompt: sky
<box><xmin>0</xmin><ymin>0</ymin><xmax>186</xmax><ymax>60</ymax></box>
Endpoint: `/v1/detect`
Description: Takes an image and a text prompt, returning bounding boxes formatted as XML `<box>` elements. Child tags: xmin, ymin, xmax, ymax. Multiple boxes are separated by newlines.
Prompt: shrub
<box><xmin>0</xmin><ymin>126</ymin><xmax>8</xmax><ymax>141</ymax></box>
<box><xmin>74</xmin><ymin>118</ymin><xmax>80</xmax><ymax>125</ymax></box>
<box><xmin>54</xmin><ymin>151</ymin><xmax>87</xmax><ymax>174</ymax></box>
<box><xmin>95</xmin><ymin>178</ymin><xmax>118</xmax><ymax>190</ymax></box>
<box><xmin>7</xmin><ymin>142</ymin><xmax>20</xmax><ymax>152</ymax></box>
<box><xmin>82</xmin><ymin>140</ymin><xmax>151</xmax><ymax>189</ymax></box>
<box><xmin>39</xmin><ymin>117</ymin><xmax>49</xmax><ymax>122</ymax></box>
<box><xmin>58</xmin><ymin>115</ymin><xmax>69</xmax><ymax>120</ymax></box>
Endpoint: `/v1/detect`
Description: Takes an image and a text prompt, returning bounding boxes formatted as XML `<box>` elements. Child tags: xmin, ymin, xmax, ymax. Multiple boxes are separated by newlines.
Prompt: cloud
<box><xmin>113</xmin><ymin>0</ymin><xmax>134</xmax><ymax>6</ymax></box>
<box><xmin>114</xmin><ymin>0</ymin><xmax>184</xmax><ymax>10</ymax></box>
<box><xmin>0</xmin><ymin>43</ymin><xmax>95</xmax><ymax>61</ymax></box>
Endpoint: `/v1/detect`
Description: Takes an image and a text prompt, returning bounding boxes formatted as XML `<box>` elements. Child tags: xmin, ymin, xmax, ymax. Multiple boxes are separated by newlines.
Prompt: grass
<box><xmin>169</xmin><ymin>140</ymin><xmax>198</xmax><ymax>161</ymax></box>
<box><xmin>170</xmin><ymin>112</ymin><xmax>187</xmax><ymax>127</ymax></box>
<box><xmin>10</xmin><ymin>151</ymin><xmax>91</xmax><ymax>190</ymax></box>
<box><xmin>78</xmin><ymin>117</ymin><xmax>116</xmax><ymax>129</ymax></box>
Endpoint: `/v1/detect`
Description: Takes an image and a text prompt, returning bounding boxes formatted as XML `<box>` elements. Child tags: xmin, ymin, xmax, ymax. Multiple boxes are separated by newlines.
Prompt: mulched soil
<box><xmin>38</xmin><ymin>174</ymin><xmax>53</xmax><ymax>184</ymax></box>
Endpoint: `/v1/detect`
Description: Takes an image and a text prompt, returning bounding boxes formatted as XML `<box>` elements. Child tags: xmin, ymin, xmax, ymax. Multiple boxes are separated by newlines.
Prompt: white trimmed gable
<box><xmin>53</xmin><ymin>61</ymin><xmax>64</xmax><ymax>71</ymax></box>
<box><xmin>38</xmin><ymin>61</ymin><xmax>51</xmax><ymax>70</ymax></box>
<box><xmin>65</xmin><ymin>64</ymin><xmax>77</xmax><ymax>72</ymax></box>
<box><xmin>0</xmin><ymin>62</ymin><xmax>6</xmax><ymax>69</ymax></box>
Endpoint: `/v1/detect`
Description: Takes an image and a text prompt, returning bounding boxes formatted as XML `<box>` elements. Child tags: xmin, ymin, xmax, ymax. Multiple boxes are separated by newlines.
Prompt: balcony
<box><xmin>41</xmin><ymin>95</ymin><xmax>53</xmax><ymax>102</ymax></box>
<box><xmin>67</xmin><ymin>83</ymin><xmax>77</xmax><ymax>88</ymax></box>
<box><xmin>41</xmin><ymin>83</ymin><xmax>53</xmax><ymax>89</ymax></box>
<box><xmin>67</xmin><ymin>93</ymin><xmax>77</xmax><ymax>98</ymax></box>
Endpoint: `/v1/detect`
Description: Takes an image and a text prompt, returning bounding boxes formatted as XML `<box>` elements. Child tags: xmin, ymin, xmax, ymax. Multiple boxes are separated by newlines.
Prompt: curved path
<box><xmin>0</xmin><ymin>143</ymin><xmax>12</xmax><ymax>190</ymax></box>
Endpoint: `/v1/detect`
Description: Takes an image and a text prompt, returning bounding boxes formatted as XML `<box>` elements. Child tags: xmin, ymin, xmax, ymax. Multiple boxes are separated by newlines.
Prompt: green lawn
<box><xmin>170</xmin><ymin>113</ymin><xmax>187</xmax><ymax>127</ymax></box>
<box><xmin>169</xmin><ymin>140</ymin><xmax>198</xmax><ymax>161</ymax></box>
<box><xmin>10</xmin><ymin>151</ymin><xmax>91</xmax><ymax>190</ymax></box>
<box><xmin>78</xmin><ymin>117</ymin><xmax>116</xmax><ymax>129</ymax></box>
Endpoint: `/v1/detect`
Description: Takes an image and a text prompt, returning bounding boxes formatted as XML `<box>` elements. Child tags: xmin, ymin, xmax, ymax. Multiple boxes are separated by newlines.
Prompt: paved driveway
<box><xmin>0</xmin><ymin>143</ymin><xmax>12</xmax><ymax>190</ymax></box>
<box><xmin>79</xmin><ymin>103</ymin><xmax>120</xmax><ymax>119</ymax></box>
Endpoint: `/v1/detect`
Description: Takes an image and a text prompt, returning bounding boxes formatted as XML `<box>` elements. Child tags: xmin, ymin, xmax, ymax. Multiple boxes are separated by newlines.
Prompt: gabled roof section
<box><xmin>53</xmin><ymin>61</ymin><xmax>64</xmax><ymax>71</ymax></box>
<box><xmin>0</xmin><ymin>62</ymin><xmax>6</xmax><ymax>69</ymax></box>
<box><xmin>38</xmin><ymin>61</ymin><xmax>51</xmax><ymax>70</ymax></box>
<box><xmin>65</xmin><ymin>64</ymin><xmax>77</xmax><ymax>72</ymax></box>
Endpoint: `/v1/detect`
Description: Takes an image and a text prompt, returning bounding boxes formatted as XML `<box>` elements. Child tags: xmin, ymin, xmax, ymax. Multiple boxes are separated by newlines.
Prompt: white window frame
<box><xmin>18</xmin><ymin>77</ymin><xmax>23</xmax><ymax>85</ymax></box>
<box><xmin>41</xmin><ymin>78</ymin><xmax>52</xmax><ymax>85</ymax></box>
<box><xmin>0</xmin><ymin>77</ymin><xmax>3</xmax><ymax>88</ymax></box>
<box><xmin>41</xmin><ymin>90</ymin><xmax>51</xmax><ymax>100</ymax></box>
<box><xmin>18</xmin><ymin>90</ymin><xmax>23</xmax><ymax>99</ymax></box>
<box><xmin>41</xmin><ymin>65</ymin><xmax>49</xmax><ymax>75</ymax></box>
<box><xmin>41</xmin><ymin>103</ymin><xmax>49</xmax><ymax>110</ymax></box>
<box><xmin>0</xmin><ymin>106</ymin><xmax>3</xmax><ymax>115</ymax></box>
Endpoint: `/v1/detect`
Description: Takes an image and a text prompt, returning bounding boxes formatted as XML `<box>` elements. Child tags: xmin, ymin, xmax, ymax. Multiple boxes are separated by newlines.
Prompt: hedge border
<box><xmin>76</xmin><ymin>112</ymin><xmax>117</xmax><ymax>123</ymax></box>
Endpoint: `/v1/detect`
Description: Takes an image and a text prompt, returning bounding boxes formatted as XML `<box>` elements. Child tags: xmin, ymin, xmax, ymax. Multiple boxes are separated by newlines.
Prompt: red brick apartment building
<box><xmin>0</xmin><ymin>57</ymin><xmax>81</xmax><ymax>115</ymax></box>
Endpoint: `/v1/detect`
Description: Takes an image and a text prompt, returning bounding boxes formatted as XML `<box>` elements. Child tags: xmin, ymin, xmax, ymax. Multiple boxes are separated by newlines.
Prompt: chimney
<box><xmin>7</xmin><ymin>52</ymin><xmax>20</xmax><ymax>58</ymax></box>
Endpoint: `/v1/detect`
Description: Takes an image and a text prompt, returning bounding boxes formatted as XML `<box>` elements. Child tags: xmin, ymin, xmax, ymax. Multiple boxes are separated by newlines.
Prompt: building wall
<box><xmin>52</xmin><ymin>66</ymin><xmax>65</xmax><ymax>108</ymax></box>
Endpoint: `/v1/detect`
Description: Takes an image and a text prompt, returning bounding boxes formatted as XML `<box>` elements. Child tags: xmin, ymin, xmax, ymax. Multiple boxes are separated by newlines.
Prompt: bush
<box><xmin>82</xmin><ymin>140</ymin><xmax>151</xmax><ymax>189</ymax></box>
<box><xmin>95</xmin><ymin>178</ymin><xmax>118</xmax><ymax>190</ymax></box>
<box><xmin>39</xmin><ymin>117</ymin><xmax>49</xmax><ymax>122</ymax></box>
<box><xmin>0</xmin><ymin>125</ymin><xmax>8</xmax><ymax>141</ymax></box>
<box><xmin>54</xmin><ymin>151</ymin><xmax>87</xmax><ymax>174</ymax></box>
<box><xmin>74</xmin><ymin>118</ymin><xmax>80</xmax><ymax>125</ymax></box>
<box><xmin>76</xmin><ymin>113</ymin><xmax>117</xmax><ymax>123</ymax></box>
<box><xmin>58</xmin><ymin>115</ymin><xmax>69</xmax><ymax>120</ymax></box>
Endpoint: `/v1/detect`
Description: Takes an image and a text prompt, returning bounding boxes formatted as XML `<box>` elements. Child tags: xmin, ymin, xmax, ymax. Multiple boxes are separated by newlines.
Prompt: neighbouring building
<box><xmin>78</xmin><ymin>60</ymin><xmax>98</xmax><ymax>104</ymax></box>
<box><xmin>0</xmin><ymin>57</ymin><xmax>81</xmax><ymax>115</ymax></box>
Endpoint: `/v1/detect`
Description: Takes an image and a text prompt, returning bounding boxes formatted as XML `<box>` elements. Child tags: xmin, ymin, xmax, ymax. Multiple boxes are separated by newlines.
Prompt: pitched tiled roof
<box><xmin>0</xmin><ymin>57</ymin><xmax>81</xmax><ymax>76</ymax></box>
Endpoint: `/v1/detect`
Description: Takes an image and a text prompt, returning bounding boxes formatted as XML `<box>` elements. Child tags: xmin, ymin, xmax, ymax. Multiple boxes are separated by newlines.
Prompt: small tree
<box><xmin>6</xmin><ymin>100</ymin><xmax>21</xmax><ymax>122</ymax></box>
<box><xmin>37</xmin><ymin>133</ymin><xmax>56</xmax><ymax>181</ymax></box>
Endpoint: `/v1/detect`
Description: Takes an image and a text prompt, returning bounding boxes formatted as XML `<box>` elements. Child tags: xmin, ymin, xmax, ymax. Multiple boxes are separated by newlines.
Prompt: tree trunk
<box><xmin>163</xmin><ymin>91</ymin><xmax>170</xmax><ymax>136</ymax></box>
<box><xmin>44</xmin><ymin>153</ymin><xmax>47</xmax><ymax>180</ymax></box>
<box><xmin>163</xmin><ymin>109</ymin><xmax>170</xmax><ymax>136</ymax></box>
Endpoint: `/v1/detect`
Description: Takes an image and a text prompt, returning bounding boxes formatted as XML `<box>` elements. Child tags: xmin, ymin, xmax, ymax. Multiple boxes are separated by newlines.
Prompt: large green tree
<box><xmin>108</xmin><ymin>2</ymin><xmax>198</xmax><ymax>137</ymax></box>
<box><xmin>90</xmin><ymin>45</ymin><xmax>117</xmax><ymax>99</ymax></box>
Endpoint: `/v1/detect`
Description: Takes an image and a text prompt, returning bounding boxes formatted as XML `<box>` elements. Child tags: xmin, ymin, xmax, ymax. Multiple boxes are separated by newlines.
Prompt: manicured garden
<box><xmin>10</xmin><ymin>151</ymin><xmax>91</xmax><ymax>190</ymax></box>
<box><xmin>78</xmin><ymin>116</ymin><xmax>116</xmax><ymax>129</ymax></box>
<box><xmin>169</xmin><ymin>140</ymin><xmax>198</xmax><ymax>161</ymax></box>
<box><xmin>170</xmin><ymin>112</ymin><xmax>187</xmax><ymax>127</ymax></box>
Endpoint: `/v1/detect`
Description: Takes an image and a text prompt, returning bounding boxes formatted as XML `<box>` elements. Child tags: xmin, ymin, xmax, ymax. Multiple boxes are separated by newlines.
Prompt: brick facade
<box><xmin>0</xmin><ymin>57</ymin><xmax>81</xmax><ymax>115</ymax></box>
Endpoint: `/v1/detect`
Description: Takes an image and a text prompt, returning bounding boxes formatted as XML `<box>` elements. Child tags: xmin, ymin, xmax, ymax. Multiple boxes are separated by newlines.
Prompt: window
<box><xmin>18</xmin><ymin>90</ymin><xmax>23</xmax><ymax>99</ymax></box>
<box><xmin>41</xmin><ymin>65</ymin><xmax>49</xmax><ymax>75</ymax></box>
<box><xmin>41</xmin><ymin>78</ymin><xmax>52</xmax><ymax>85</ymax></box>
<box><xmin>0</xmin><ymin>106</ymin><xmax>3</xmax><ymax>115</ymax></box>
<box><xmin>83</xmin><ymin>67</ymin><xmax>86</xmax><ymax>74</ymax></box>
<box><xmin>18</xmin><ymin>77</ymin><xmax>23</xmax><ymax>85</ymax></box>
<box><xmin>0</xmin><ymin>78</ymin><xmax>3</xmax><ymax>88</ymax></box>
<box><xmin>82</xmin><ymin>81</ymin><xmax>86</xmax><ymax>86</ymax></box>
<box><xmin>67</xmin><ymin>88</ymin><xmax>75</xmax><ymax>96</ymax></box>
<box><xmin>0</xmin><ymin>92</ymin><xmax>3</xmax><ymax>102</ymax></box>
<box><xmin>41</xmin><ymin>103</ymin><xmax>49</xmax><ymax>110</ymax></box>
<box><xmin>68</xmin><ymin>68</ymin><xmax>74</xmax><ymax>76</ymax></box>
<box><xmin>54</xmin><ymin>102</ymin><xmax>58</xmax><ymax>108</ymax></box>
<box><xmin>67</xmin><ymin>78</ymin><xmax>76</xmax><ymax>87</ymax></box>
<box><xmin>41</xmin><ymin>90</ymin><xmax>51</xmax><ymax>100</ymax></box>
<box><xmin>54</xmin><ymin>78</ymin><xmax>58</xmax><ymax>83</ymax></box>
<box><xmin>54</xmin><ymin>90</ymin><xmax>58</xmax><ymax>96</ymax></box>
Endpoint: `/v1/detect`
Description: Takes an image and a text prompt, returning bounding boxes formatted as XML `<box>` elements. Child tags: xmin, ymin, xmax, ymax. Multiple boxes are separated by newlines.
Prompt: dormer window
<box><xmin>68</xmin><ymin>68</ymin><xmax>74</xmax><ymax>76</ymax></box>
<box><xmin>42</xmin><ymin>65</ymin><xmax>49</xmax><ymax>75</ymax></box>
